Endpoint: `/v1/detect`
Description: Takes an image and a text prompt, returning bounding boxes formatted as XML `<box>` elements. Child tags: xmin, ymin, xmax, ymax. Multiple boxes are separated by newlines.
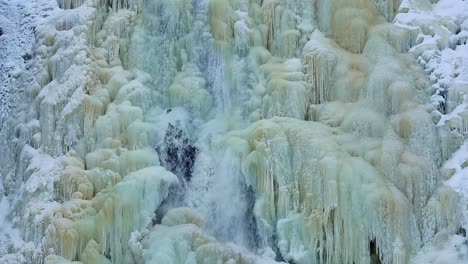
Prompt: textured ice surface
<box><xmin>0</xmin><ymin>0</ymin><xmax>467</xmax><ymax>263</ymax></box>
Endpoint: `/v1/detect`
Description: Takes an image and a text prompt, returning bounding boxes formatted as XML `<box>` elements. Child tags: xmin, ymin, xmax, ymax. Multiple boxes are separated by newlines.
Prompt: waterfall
<box><xmin>133</xmin><ymin>0</ymin><xmax>259</xmax><ymax>255</ymax></box>
<box><xmin>0</xmin><ymin>0</ymin><xmax>468</xmax><ymax>263</ymax></box>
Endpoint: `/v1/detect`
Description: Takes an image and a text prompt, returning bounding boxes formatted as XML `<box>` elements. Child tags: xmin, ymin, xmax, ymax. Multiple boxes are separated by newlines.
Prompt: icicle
<box><xmin>46</xmin><ymin>167</ymin><xmax>178</xmax><ymax>263</ymax></box>
<box><xmin>374</xmin><ymin>0</ymin><xmax>403</xmax><ymax>22</ymax></box>
<box><xmin>331</xmin><ymin>0</ymin><xmax>377</xmax><ymax>53</ymax></box>
<box><xmin>303</xmin><ymin>47</ymin><xmax>337</xmax><ymax>104</ymax></box>
<box><xmin>229</xmin><ymin>116</ymin><xmax>453</xmax><ymax>264</ymax></box>
<box><xmin>56</xmin><ymin>0</ymin><xmax>87</xmax><ymax>10</ymax></box>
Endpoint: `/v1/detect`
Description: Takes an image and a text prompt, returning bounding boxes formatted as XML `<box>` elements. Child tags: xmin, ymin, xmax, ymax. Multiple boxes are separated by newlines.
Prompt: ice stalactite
<box><xmin>229</xmin><ymin>116</ymin><xmax>459</xmax><ymax>264</ymax></box>
<box><xmin>1</xmin><ymin>0</ymin><xmax>468</xmax><ymax>263</ymax></box>
<box><xmin>45</xmin><ymin>166</ymin><xmax>177</xmax><ymax>263</ymax></box>
<box><xmin>56</xmin><ymin>0</ymin><xmax>87</xmax><ymax>9</ymax></box>
<box><xmin>214</xmin><ymin>0</ymin><xmax>464</xmax><ymax>263</ymax></box>
<box><xmin>128</xmin><ymin>0</ymin><xmax>195</xmax><ymax>94</ymax></box>
<box><xmin>168</xmin><ymin>64</ymin><xmax>213</xmax><ymax>117</ymax></box>
<box><xmin>303</xmin><ymin>46</ymin><xmax>337</xmax><ymax>104</ymax></box>
<box><xmin>0</xmin><ymin>0</ymin><xmax>184</xmax><ymax>263</ymax></box>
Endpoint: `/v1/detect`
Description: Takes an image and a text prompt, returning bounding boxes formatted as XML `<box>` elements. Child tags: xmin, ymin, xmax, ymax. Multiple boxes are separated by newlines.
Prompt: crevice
<box><xmin>22</xmin><ymin>53</ymin><xmax>32</xmax><ymax>62</ymax></box>
<box><xmin>457</xmin><ymin>227</ymin><xmax>467</xmax><ymax>237</ymax></box>
<box><xmin>56</xmin><ymin>0</ymin><xmax>86</xmax><ymax>10</ymax></box>
<box><xmin>438</xmin><ymin>88</ymin><xmax>447</xmax><ymax>114</ymax></box>
<box><xmin>152</xmin><ymin>183</ymin><xmax>183</xmax><ymax>225</ymax></box>
<box><xmin>243</xmin><ymin>184</ymin><xmax>261</xmax><ymax>250</ymax></box>
<box><xmin>370</xmin><ymin>239</ymin><xmax>382</xmax><ymax>264</ymax></box>
<box><xmin>271</xmin><ymin>231</ymin><xmax>286</xmax><ymax>262</ymax></box>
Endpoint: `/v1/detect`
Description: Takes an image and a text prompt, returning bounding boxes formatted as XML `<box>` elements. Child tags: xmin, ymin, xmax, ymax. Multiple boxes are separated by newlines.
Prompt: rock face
<box><xmin>0</xmin><ymin>0</ymin><xmax>467</xmax><ymax>264</ymax></box>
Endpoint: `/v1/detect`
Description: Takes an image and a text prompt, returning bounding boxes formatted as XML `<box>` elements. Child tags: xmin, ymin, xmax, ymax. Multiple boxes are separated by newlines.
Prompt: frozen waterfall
<box><xmin>1</xmin><ymin>0</ymin><xmax>468</xmax><ymax>264</ymax></box>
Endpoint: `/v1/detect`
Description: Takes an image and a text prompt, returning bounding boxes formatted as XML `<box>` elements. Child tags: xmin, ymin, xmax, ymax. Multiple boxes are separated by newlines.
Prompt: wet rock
<box><xmin>157</xmin><ymin>121</ymin><xmax>197</xmax><ymax>183</ymax></box>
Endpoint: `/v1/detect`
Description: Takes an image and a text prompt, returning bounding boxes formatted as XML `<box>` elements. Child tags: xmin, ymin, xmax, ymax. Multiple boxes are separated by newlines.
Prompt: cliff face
<box><xmin>0</xmin><ymin>0</ymin><xmax>467</xmax><ymax>264</ymax></box>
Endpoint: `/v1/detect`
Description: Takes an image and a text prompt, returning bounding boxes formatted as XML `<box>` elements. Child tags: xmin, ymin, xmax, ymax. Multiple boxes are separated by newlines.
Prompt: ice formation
<box><xmin>0</xmin><ymin>0</ymin><xmax>467</xmax><ymax>264</ymax></box>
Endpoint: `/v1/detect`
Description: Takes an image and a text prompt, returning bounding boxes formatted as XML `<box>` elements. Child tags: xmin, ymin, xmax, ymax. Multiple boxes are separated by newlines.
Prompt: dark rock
<box><xmin>157</xmin><ymin>121</ymin><xmax>197</xmax><ymax>184</ymax></box>
<box><xmin>370</xmin><ymin>239</ymin><xmax>382</xmax><ymax>264</ymax></box>
<box><xmin>153</xmin><ymin>184</ymin><xmax>183</xmax><ymax>225</ymax></box>
<box><xmin>22</xmin><ymin>53</ymin><xmax>32</xmax><ymax>61</ymax></box>
<box><xmin>457</xmin><ymin>227</ymin><xmax>467</xmax><ymax>237</ymax></box>
<box><xmin>243</xmin><ymin>184</ymin><xmax>261</xmax><ymax>249</ymax></box>
<box><xmin>153</xmin><ymin>120</ymin><xmax>197</xmax><ymax>223</ymax></box>
<box><xmin>461</xmin><ymin>159</ymin><xmax>468</xmax><ymax>169</ymax></box>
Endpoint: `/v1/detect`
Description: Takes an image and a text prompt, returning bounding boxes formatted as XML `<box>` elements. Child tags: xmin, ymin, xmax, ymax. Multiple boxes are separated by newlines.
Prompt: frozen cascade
<box><xmin>184</xmin><ymin>147</ymin><xmax>260</xmax><ymax>249</ymax></box>
<box><xmin>0</xmin><ymin>0</ymin><xmax>468</xmax><ymax>264</ymax></box>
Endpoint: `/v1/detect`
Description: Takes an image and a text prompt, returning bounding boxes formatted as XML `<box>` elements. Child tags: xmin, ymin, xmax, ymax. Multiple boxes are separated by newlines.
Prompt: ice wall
<box><xmin>0</xmin><ymin>0</ymin><xmax>182</xmax><ymax>263</ymax></box>
<box><xmin>1</xmin><ymin>0</ymin><xmax>256</xmax><ymax>263</ymax></box>
<box><xmin>0</xmin><ymin>0</ymin><xmax>467</xmax><ymax>263</ymax></box>
<box><xmin>213</xmin><ymin>0</ymin><xmax>466</xmax><ymax>263</ymax></box>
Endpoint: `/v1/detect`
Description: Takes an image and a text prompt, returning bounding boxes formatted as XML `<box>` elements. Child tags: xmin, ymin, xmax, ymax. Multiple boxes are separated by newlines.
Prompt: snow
<box><xmin>0</xmin><ymin>0</ymin><xmax>35</xmax><ymax>122</ymax></box>
<box><xmin>412</xmin><ymin>234</ymin><xmax>468</xmax><ymax>264</ymax></box>
<box><xmin>0</xmin><ymin>147</ymin><xmax>62</xmax><ymax>263</ymax></box>
<box><xmin>445</xmin><ymin>141</ymin><xmax>468</xmax><ymax>204</ymax></box>
<box><xmin>396</xmin><ymin>0</ymin><xmax>468</xmax><ymax>202</ymax></box>
<box><xmin>395</xmin><ymin>0</ymin><xmax>468</xmax><ymax>262</ymax></box>
<box><xmin>0</xmin><ymin>0</ymin><xmax>61</xmax><ymax>262</ymax></box>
